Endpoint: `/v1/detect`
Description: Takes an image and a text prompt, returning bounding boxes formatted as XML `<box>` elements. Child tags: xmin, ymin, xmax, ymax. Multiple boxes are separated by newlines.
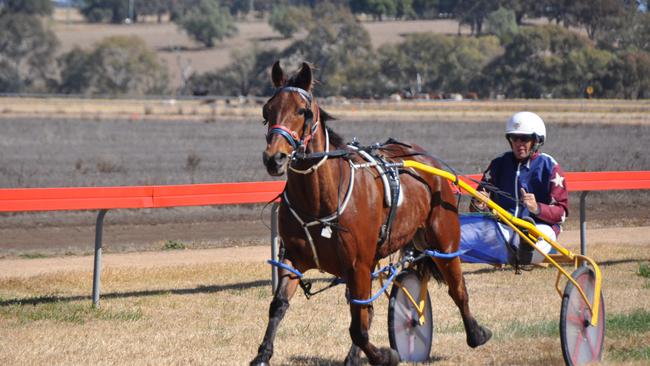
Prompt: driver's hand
<box><xmin>471</xmin><ymin>189</ymin><xmax>489</xmax><ymax>211</ymax></box>
<box><xmin>520</xmin><ymin>188</ymin><xmax>540</xmax><ymax>215</ymax></box>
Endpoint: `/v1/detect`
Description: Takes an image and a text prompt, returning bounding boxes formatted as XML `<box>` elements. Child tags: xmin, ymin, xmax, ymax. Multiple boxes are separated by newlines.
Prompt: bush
<box><xmin>377</xmin><ymin>33</ymin><xmax>502</xmax><ymax>96</ymax></box>
<box><xmin>268</xmin><ymin>5</ymin><xmax>310</xmax><ymax>39</ymax></box>
<box><xmin>0</xmin><ymin>12</ymin><xmax>58</xmax><ymax>93</ymax></box>
<box><xmin>175</xmin><ymin>0</ymin><xmax>238</xmax><ymax>48</ymax></box>
<box><xmin>57</xmin><ymin>36</ymin><xmax>169</xmax><ymax>96</ymax></box>
<box><xmin>601</xmin><ymin>51</ymin><xmax>650</xmax><ymax>99</ymax></box>
<box><xmin>185</xmin><ymin>45</ymin><xmax>281</xmax><ymax>96</ymax></box>
<box><xmin>486</xmin><ymin>7</ymin><xmax>518</xmax><ymax>44</ymax></box>
<box><xmin>478</xmin><ymin>25</ymin><xmax>613</xmax><ymax>98</ymax></box>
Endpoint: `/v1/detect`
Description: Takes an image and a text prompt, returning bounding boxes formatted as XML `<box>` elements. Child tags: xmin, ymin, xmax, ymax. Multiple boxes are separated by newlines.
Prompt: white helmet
<box><xmin>505</xmin><ymin>111</ymin><xmax>546</xmax><ymax>145</ymax></box>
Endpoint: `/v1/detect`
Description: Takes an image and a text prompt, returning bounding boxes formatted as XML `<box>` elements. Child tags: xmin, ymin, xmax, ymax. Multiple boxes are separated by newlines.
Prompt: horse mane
<box><xmin>319</xmin><ymin>107</ymin><xmax>345</xmax><ymax>147</ymax></box>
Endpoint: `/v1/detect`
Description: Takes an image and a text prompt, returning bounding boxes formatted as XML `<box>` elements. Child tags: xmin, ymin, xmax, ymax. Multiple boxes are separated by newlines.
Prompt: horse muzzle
<box><xmin>262</xmin><ymin>151</ymin><xmax>289</xmax><ymax>176</ymax></box>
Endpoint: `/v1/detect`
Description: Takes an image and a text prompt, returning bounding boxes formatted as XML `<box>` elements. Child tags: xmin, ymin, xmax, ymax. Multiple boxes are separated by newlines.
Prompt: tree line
<box><xmin>174</xmin><ymin>1</ymin><xmax>650</xmax><ymax>99</ymax></box>
<box><xmin>1</xmin><ymin>0</ymin><xmax>649</xmax><ymax>98</ymax></box>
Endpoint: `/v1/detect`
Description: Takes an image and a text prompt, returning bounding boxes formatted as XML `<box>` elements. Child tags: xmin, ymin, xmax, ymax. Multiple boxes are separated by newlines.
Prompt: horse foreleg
<box><xmin>250</xmin><ymin>266</ymin><xmax>300</xmax><ymax>366</ymax></box>
<box><xmin>347</xmin><ymin>267</ymin><xmax>399</xmax><ymax>366</ymax></box>
<box><xmin>344</xmin><ymin>303</ymin><xmax>372</xmax><ymax>366</ymax></box>
<box><xmin>433</xmin><ymin>257</ymin><xmax>492</xmax><ymax>348</ymax></box>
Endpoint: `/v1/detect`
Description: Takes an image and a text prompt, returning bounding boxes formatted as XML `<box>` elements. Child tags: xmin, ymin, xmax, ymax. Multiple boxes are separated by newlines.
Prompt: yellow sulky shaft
<box><xmin>401</xmin><ymin>160</ymin><xmax>602</xmax><ymax>326</ymax></box>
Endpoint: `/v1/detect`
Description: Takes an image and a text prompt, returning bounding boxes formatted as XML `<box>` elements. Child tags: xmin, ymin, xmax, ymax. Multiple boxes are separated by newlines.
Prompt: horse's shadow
<box><xmin>284</xmin><ymin>354</ymin><xmax>446</xmax><ymax>365</ymax></box>
<box><xmin>0</xmin><ymin>279</ymin><xmax>271</xmax><ymax>307</ymax></box>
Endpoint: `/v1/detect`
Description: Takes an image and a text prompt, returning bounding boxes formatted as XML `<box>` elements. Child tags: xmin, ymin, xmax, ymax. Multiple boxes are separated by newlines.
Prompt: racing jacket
<box><xmin>478</xmin><ymin>151</ymin><xmax>569</xmax><ymax>235</ymax></box>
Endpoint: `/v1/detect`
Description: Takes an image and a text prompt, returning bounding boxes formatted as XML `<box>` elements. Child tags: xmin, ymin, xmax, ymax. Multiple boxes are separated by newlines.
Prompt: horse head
<box><xmin>262</xmin><ymin>61</ymin><xmax>318</xmax><ymax>176</ymax></box>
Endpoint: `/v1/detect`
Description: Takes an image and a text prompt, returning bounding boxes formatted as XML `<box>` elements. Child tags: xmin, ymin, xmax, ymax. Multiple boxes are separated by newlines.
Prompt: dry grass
<box><xmin>1</xmin><ymin>242</ymin><xmax>649</xmax><ymax>365</ymax></box>
<box><xmin>1</xmin><ymin>97</ymin><xmax>649</xmax><ymax>125</ymax></box>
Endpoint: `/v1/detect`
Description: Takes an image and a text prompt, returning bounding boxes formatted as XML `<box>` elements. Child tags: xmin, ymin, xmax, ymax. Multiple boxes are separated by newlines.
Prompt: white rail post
<box><xmin>271</xmin><ymin>202</ymin><xmax>280</xmax><ymax>293</ymax></box>
<box><xmin>579</xmin><ymin>192</ymin><xmax>589</xmax><ymax>259</ymax></box>
<box><xmin>92</xmin><ymin>209</ymin><xmax>108</xmax><ymax>307</ymax></box>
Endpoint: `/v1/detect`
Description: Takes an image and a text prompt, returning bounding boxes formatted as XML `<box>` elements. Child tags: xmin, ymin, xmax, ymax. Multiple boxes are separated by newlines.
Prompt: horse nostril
<box><xmin>262</xmin><ymin>151</ymin><xmax>271</xmax><ymax>166</ymax></box>
<box><xmin>274</xmin><ymin>152</ymin><xmax>288</xmax><ymax>165</ymax></box>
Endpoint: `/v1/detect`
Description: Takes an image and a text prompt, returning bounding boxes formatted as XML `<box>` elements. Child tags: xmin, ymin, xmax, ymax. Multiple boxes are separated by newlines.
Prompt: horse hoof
<box><xmin>344</xmin><ymin>355</ymin><xmax>361</xmax><ymax>366</ymax></box>
<box><xmin>250</xmin><ymin>362</ymin><xmax>269</xmax><ymax>366</ymax></box>
<box><xmin>467</xmin><ymin>324</ymin><xmax>492</xmax><ymax>348</ymax></box>
<box><xmin>386</xmin><ymin>348</ymin><xmax>400</xmax><ymax>366</ymax></box>
<box><xmin>375</xmin><ymin>347</ymin><xmax>400</xmax><ymax>366</ymax></box>
<box><xmin>249</xmin><ymin>357</ymin><xmax>270</xmax><ymax>366</ymax></box>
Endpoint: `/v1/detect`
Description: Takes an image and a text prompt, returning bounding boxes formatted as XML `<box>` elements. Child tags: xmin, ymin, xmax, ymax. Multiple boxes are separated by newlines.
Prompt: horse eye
<box><xmin>262</xmin><ymin>120</ymin><xmax>268</xmax><ymax>126</ymax></box>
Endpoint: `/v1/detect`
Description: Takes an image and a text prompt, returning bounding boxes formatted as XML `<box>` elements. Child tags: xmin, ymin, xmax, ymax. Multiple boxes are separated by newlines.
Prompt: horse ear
<box><xmin>271</xmin><ymin>61</ymin><xmax>285</xmax><ymax>87</ymax></box>
<box><xmin>294</xmin><ymin>62</ymin><xmax>313</xmax><ymax>91</ymax></box>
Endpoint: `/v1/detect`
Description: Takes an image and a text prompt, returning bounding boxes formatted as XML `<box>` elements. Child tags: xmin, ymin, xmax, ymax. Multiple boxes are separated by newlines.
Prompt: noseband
<box><xmin>266</xmin><ymin>86</ymin><xmax>319</xmax><ymax>153</ymax></box>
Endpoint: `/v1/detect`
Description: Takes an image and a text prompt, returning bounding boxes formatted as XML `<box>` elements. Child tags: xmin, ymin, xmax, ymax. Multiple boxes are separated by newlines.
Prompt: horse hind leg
<box><xmin>431</xmin><ymin>256</ymin><xmax>492</xmax><ymax>348</ymax></box>
<box><xmin>346</xmin><ymin>266</ymin><xmax>400</xmax><ymax>366</ymax></box>
<box><xmin>250</xmin><ymin>265</ymin><xmax>300</xmax><ymax>366</ymax></box>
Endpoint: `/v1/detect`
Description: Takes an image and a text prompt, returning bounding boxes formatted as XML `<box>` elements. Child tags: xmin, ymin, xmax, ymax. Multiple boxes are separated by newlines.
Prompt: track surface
<box><xmin>2</xmin><ymin>226</ymin><xmax>649</xmax><ymax>278</ymax></box>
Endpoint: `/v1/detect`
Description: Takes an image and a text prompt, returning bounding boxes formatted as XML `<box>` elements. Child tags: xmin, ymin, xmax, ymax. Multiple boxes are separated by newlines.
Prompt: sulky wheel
<box><xmin>387</xmin><ymin>269</ymin><xmax>433</xmax><ymax>362</ymax></box>
<box><xmin>560</xmin><ymin>266</ymin><xmax>606</xmax><ymax>366</ymax></box>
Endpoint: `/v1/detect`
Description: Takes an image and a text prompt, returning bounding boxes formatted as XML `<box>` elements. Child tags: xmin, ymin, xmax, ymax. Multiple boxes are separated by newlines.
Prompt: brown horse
<box><xmin>251</xmin><ymin>62</ymin><xmax>491</xmax><ymax>366</ymax></box>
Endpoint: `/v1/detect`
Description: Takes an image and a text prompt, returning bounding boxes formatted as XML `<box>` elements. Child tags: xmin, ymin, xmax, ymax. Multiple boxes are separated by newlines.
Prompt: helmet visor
<box><xmin>507</xmin><ymin>134</ymin><xmax>535</xmax><ymax>143</ymax></box>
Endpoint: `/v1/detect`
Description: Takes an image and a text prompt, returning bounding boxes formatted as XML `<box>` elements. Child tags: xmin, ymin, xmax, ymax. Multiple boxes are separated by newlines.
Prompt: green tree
<box><xmin>175</xmin><ymin>0</ymin><xmax>238</xmax><ymax>47</ymax></box>
<box><xmin>222</xmin><ymin>0</ymin><xmax>253</xmax><ymax>19</ymax></box>
<box><xmin>485</xmin><ymin>7</ymin><xmax>518</xmax><ymax>44</ymax></box>
<box><xmin>57</xmin><ymin>36</ymin><xmax>169</xmax><ymax>95</ymax></box>
<box><xmin>1</xmin><ymin>0</ymin><xmax>53</xmax><ymax>15</ymax></box>
<box><xmin>185</xmin><ymin>45</ymin><xmax>281</xmax><ymax>96</ymax></box>
<box><xmin>596</xmin><ymin>7</ymin><xmax>650</xmax><ymax>52</ymax></box>
<box><xmin>479</xmin><ymin>25</ymin><xmax>614</xmax><ymax>98</ymax></box>
<box><xmin>454</xmin><ymin>0</ymin><xmax>499</xmax><ymax>35</ymax></box>
<box><xmin>377</xmin><ymin>33</ymin><xmax>501</xmax><ymax>95</ymax></box>
<box><xmin>602</xmin><ymin>51</ymin><xmax>650</xmax><ymax>99</ymax></box>
<box><xmin>0</xmin><ymin>12</ymin><xmax>58</xmax><ymax>92</ymax></box>
<box><xmin>134</xmin><ymin>0</ymin><xmax>169</xmax><ymax>23</ymax></box>
<box><xmin>282</xmin><ymin>3</ymin><xmax>374</xmax><ymax>96</ymax></box>
<box><xmin>57</xmin><ymin>47</ymin><xmax>93</xmax><ymax>94</ymax></box>
<box><xmin>269</xmin><ymin>5</ymin><xmax>311</xmax><ymax>38</ymax></box>
<box><xmin>80</xmin><ymin>0</ymin><xmax>129</xmax><ymax>23</ymax></box>
<box><xmin>396</xmin><ymin>0</ymin><xmax>416</xmax><ymax>19</ymax></box>
<box><xmin>569</xmin><ymin>0</ymin><xmax>629</xmax><ymax>40</ymax></box>
<box><xmin>412</xmin><ymin>0</ymin><xmax>443</xmax><ymax>19</ymax></box>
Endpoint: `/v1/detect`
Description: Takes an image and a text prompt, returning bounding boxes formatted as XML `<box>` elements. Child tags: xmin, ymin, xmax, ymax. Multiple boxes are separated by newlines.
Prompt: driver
<box><xmin>471</xmin><ymin>111</ymin><xmax>569</xmax><ymax>264</ymax></box>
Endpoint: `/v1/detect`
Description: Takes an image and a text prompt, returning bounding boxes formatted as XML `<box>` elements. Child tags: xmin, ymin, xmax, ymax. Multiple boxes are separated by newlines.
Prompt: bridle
<box><xmin>266</xmin><ymin>86</ymin><xmax>319</xmax><ymax>152</ymax></box>
<box><xmin>265</xmin><ymin>86</ymin><xmax>328</xmax><ymax>174</ymax></box>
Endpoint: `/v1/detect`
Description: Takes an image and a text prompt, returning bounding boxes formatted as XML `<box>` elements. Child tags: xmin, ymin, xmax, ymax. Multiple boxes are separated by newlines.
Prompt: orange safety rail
<box><xmin>0</xmin><ymin>181</ymin><xmax>286</xmax><ymax>212</ymax></box>
<box><xmin>153</xmin><ymin>181</ymin><xmax>286</xmax><ymax>207</ymax></box>
<box><xmin>2</xmin><ymin>171</ymin><xmax>650</xmax><ymax>213</ymax></box>
<box><xmin>0</xmin><ymin>186</ymin><xmax>155</xmax><ymax>212</ymax></box>
<box><xmin>455</xmin><ymin>171</ymin><xmax>650</xmax><ymax>192</ymax></box>
<box><xmin>564</xmin><ymin>171</ymin><xmax>650</xmax><ymax>191</ymax></box>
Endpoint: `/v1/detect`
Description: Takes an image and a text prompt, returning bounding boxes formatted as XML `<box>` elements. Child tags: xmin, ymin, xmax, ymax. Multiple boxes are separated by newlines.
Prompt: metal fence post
<box><xmin>92</xmin><ymin>209</ymin><xmax>108</xmax><ymax>307</ymax></box>
<box><xmin>579</xmin><ymin>191</ymin><xmax>589</xmax><ymax>258</ymax></box>
<box><xmin>271</xmin><ymin>202</ymin><xmax>280</xmax><ymax>293</ymax></box>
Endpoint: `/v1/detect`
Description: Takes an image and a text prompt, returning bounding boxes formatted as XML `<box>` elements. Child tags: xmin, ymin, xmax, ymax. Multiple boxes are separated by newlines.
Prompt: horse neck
<box><xmin>285</xmin><ymin>118</ymin><xmax>343</xmax><ymax>216</ymax></box>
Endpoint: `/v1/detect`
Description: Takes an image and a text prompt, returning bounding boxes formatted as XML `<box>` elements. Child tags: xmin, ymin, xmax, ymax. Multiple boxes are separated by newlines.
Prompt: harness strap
<box><xmin>289</xmin><ymin>126</ymin><xmax>329</xmax><ymax>175</ymax></box>
<box><xmin>268</xmin><ymin>124</ymin><xmax>300</xmax><ymax>150</ymax></box>
<box><xmin>282</xmin><ymin>160</ymin><xmax>356</xmax><ymax>271</ymax></box>
<box><xmin>349</xmin><ymin>145</ymin><xmax>401</xmax><ymax>245</ymax></box>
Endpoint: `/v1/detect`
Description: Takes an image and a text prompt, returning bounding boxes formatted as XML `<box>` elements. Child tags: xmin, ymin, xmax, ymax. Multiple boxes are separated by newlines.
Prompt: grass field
<box><xmin>1</xmin><ymin>242</ymin><xmax>649</xmax><ymax>365</ymax></box>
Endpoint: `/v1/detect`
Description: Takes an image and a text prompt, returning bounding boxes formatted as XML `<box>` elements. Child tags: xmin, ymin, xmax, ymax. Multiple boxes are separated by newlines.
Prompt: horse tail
<box><xmin>422</xmin><ymin>256</ymin><xmax>446</xmax><ymax>285</ymax></box>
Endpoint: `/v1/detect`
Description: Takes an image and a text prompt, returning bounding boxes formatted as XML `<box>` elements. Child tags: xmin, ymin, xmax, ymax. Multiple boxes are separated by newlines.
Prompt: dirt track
<box><xmin>2</xmin><ymin>225</ymin><xmax>649</xmax><ymax>279</ymax></box>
